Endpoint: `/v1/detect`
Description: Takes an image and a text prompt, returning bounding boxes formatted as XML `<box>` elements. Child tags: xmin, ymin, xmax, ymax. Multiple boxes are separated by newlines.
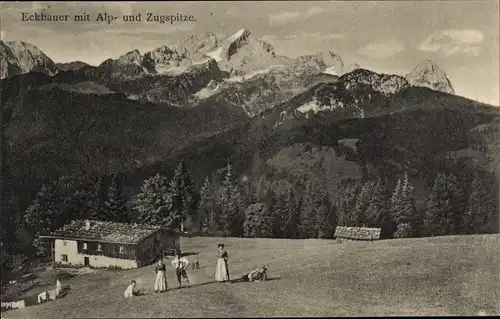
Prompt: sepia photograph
<box><xmin>0</xmin><ymin>1</ymin><xmax>499</xmax><ymax>317</ymax></box>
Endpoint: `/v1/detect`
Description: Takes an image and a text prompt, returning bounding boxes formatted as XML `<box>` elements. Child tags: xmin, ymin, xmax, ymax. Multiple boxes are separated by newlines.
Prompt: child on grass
<box><xmin>124</xmin><ymin>280</ymin><xmax>140</xmax><ymax>298</ymax></box>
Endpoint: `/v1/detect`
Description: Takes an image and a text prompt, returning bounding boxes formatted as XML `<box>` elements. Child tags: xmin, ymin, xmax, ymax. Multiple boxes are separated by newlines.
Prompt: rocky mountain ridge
<box><xmin>266</xmin><ymin>69</ymin><xmax>410</xmax><ymax>126</ymax></box>
<box><xmin>1</xmin><ymin>29</ymin><xmax>460</xmax><ymax>116</ymax></box>
<box><xmin>405</xmin><ymin>59</ymin><xmax>455</xmax><ymax>94</ymax></box>
<box><xmin>0</xmin><ymin>40</ymin><xmax>58</xmax><ymax>79</ymax></box>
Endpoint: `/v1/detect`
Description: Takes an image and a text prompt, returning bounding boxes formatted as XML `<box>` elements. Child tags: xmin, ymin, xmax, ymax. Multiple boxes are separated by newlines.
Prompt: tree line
<box><xmin>17</xmin><ymin>161</ymin><xmax>498</xmax><ymax>259</ymax></box>
<box><xmin>1</xmin><ymin>159</ymin><xmax>497</xmax><ymax>285</ymax></box>
<box><xmin>2</xmin><ymin>158</ymin><xmax>484</xmax><ymax>270</ymax></box>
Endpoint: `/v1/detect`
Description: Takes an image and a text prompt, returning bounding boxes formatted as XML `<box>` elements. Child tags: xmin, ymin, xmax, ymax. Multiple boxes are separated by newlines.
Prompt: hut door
<box><xmin>84</xmin><ymin>257</ymin><xmax>90</xmax><ymax>267</ymax></box>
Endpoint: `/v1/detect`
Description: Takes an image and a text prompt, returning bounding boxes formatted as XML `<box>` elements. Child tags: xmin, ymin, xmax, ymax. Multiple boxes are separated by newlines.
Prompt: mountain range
<box><xmin>1</xmin><ymin>28</ymin><xmax>498</xmax><ymax>226</ymax></box>
<box><xmin>1</xmin><ymin>28</ymin><xmax>456</xmax><ymax>113</ymax></box>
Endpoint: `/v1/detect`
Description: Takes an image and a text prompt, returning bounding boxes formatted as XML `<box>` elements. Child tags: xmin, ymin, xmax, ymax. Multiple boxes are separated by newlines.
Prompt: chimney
<box><xmin>85</xmin><ymin>220</ymin><xmax>91</xmax><ymax>230</ymax></box>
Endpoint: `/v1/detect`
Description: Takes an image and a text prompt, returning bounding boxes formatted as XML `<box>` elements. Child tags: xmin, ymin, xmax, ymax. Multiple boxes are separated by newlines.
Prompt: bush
<box><xmin>394</xmin><ymin>223</ymin><xmax>412</xmax><ymax>238</ymax></box>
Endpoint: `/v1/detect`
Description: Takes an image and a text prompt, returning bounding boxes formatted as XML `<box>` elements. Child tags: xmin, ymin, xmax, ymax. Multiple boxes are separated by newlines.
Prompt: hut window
<box><xmin>97</xmin><ymin>244</ymin><xmax>102</xmax><ymax>251</ymax></box>
<box><xmin>63</xmin><ymin>240</ymin><xmax>67</xmax><ymax>246</ymax></box>
<box><xmin>83</xmin><ymin>242</ymin><xmax>88</xmax><ymax>250</ymax></box>
<box><xmin>61</xmin><ymin>254</ymin><xmax>68</xmax><ymax>262</ymax></box>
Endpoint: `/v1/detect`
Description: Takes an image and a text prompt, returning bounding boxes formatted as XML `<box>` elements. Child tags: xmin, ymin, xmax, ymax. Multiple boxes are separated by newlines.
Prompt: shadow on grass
<box><xmin>230</xmin><ymin>276</ymin><xmax>282</xmax><ymax>284</ymax></box>
<box><xmin>180</xmin><ymin>252</ymin><xmax>198</xmax><ymax>257</ymax></box>
<box><xmin>191</xmin><ymin>265</ymin><xmax>206</xmax><ymax>270</ymax></box>
<box><xmin>190</xmin><ymin>281</ymin><xmax>217</xmax><ymax>288</ymax></box>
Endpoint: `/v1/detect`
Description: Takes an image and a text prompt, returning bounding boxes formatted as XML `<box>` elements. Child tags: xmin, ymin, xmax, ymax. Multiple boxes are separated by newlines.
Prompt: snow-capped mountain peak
<box><xmin>227</xmin><ymin>28</ymin><xmax>251</xmax><ymax>44</ymax></box>
<box><xmin>203</xmin><ymin>28</ymin><xmax>280</xmax><ymax>76</ymax></box>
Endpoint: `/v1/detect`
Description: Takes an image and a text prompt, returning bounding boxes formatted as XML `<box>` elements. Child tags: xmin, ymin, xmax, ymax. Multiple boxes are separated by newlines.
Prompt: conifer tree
<box><xmin>365</xmin><ymin>178</ymin><xmax>390</xmax><ymax>228</ymax></box>
<box><xmin>64</xmin><ymin>187</ymin><xmax>93</xmax><ymax>220</ymax></box>
<box><xmin>252</xmin><ymin>175</ymin><xmax>268</xmax><ymax>204</ymax></box>
<box><xmin>229</xmin><ymin>184</ymin><xmax>246</xmax><ymax>237</ymax></box>
<box><xmin>243</xmin><ymin>203</ymin><xmax>258</xmax><ymax>237</ymax></box>
<box><xmin>300</xmin><ymin>179</ymin><xmax>331</xmax><ymax>238</ymax></box>
<box><xmin>345</xmin><ymin>184</ymin><xmax>360</xmax><ymax>225</ymax></box>
<box><xmin>316</xmin><ymin>196</ymin><xmax>331</xmax><ymax>239</ymax></box>
<box><xmin>394</xmin><ymin>223</ymin><xmax>413</xmax><ymax>238</ymax></box>
<box><xmin>89</xmin><ymin>176</ymin><xmax>106</xmax><ymax>220</ymax></box>
<box><xmin>170</xmin><ymin>162</ymin><xmax>199</xmax><ymax>230</ymax></box>
<box><xmin>198</xmin><ymin>176</ymin><xmax>215</xmax><ymax>231</ymax></box>
<box><xmin>399</xmin><ymin>172</ymin><xmax>417</xmax><ymax>237</ymax></box>
<box><xmin>271</xmin><ymin>193</ymin><xmax>286</xmax><ymax>238</ymax></box>
<box><xmin>217</xmin><ymin>162</ymin><xmax>244</xmax><ymax>236</ymax></box>
<box><xmin>335</xmin><ymin>183</ymin><xmax>360</xmax><ymax>227</ymax></box>
<box><xmin>465</xmin><ymin>173</ymin><xmax>496</xmax><ymax>234</ymax></box>
<box><xmin>445</xmin><ymin>173</ymin><xmax>467</xmax><ymax>234</ymax></box>
<box><xmin>218</xmin><ymin>163</ymin><xmax>233</xmax><ymax>206</ymax></box>
<box><xmin>282</xmin><ymin>186</ymin><xmax>300</xmax><ymax>238</ymax></box>
<box><xmin>423</xmin><ymin>173</ymin><xmax>452</xmax><ymax>236</ymax></box>
<box><xmin>243</xmin><ymin>203</ymin><xmax>273</xmax><ymax>238</ymax></box>
<box><xmin>133</xmin><ymin>173</ymin><xmax>181</xmax><ymax>229</ymax></box>
<box><xmin>354</xmin><ymin>180</ymin><xmax>376</xmax><ymax>226</ymax></box>
<box><xmin>103</xmin><ymin>174</ymin><xmax>128</xmax><ymax>223</ymax></box>
<box><xmin>390</xmin><ymin>178</ymin><xmax>403</xmax><ymax>225</ymax></box>
<box><xmin>300</xmin><ymin>180</ymin><xmax>316</xmax><ymax>238</ymax></box>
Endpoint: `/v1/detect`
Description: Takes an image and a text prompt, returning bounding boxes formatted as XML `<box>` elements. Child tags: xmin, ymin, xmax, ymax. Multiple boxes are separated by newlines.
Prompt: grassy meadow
<box><xmin>3</xmin><ymin>235</ymin><xmax>499</xmax><ymax>318</ymax></box>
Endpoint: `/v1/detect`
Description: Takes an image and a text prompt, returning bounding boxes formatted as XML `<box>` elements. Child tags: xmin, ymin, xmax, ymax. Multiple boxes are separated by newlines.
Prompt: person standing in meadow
<box><xmin>171</xmin><ymin>251</ymin><xmax>191</xmax><ymax>288</ymax></box>
<box><xmin>154</xmin><ymin>259</ymin><xmax>168</xmax><ymax>293</ymax></box>
<box><xmin>215</xmin><ymin>244</ymin><xmax>230</xmax><ymax>283</ymax></box>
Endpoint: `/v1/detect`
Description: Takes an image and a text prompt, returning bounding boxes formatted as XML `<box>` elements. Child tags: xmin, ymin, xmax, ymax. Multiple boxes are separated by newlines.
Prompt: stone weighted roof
<box><xmin>42</xmin><ymin>219</ymin><xmax>165</xmax><ymax>244</ymax></box>
<box><xmin>334</xmin><ymin>226</ymin><xmax>382</xmax><ymax>240</ymax></box>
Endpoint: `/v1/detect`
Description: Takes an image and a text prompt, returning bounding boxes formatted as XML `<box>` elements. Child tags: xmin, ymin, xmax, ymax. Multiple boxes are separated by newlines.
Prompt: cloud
<box><xmin>262</xmin><ymin>32</ymin><xmax>345</xmax><ymax>43</ymax></box>
<box><xmin>32</xmin><ymin>2</ymin><xmax>43</xmax><ymax>10</ymax></box>
<box><xmin>306</xmin><ymin>7</ymin><xmax>325</xmax><ymax>17</ymax></box>
<box><xmin>100</xmin><ymin>24</ymin><xmax>196</xmax><ymax>41</ymax></box>
<box><xmin>417</xmin><ymin>29</ymin><xmax>484</xmax><ymax>57</ymax></box>
<box><xmin>269</xmin><ymin>11</ymin><xmax>301</xmax><ymax>26</ymax></box>
<box><xmin>261</xmin><ymin>32</ymin><xmax>346</xmax><ymax>57</ymax></box>
<box><xmin>225</xmin><ymin>6</ymin><xmax>239</xmax><ymax>17</ymax></box>
<box><xmin>355</xmin><ymin>39</ymin><xmax>405</xmax><ymax>59</ymax></box>
<box><xmin>269</xmin><ymin>6</ymin><xmax>325</xmax><ymax>26</ymax></box>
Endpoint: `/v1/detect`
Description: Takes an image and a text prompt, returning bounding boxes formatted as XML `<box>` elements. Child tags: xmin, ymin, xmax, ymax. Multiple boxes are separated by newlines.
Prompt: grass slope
<box><xmin>4</xmin><ymin>235</ymin><xmax>499</xmax><ymax>318</ymax></box>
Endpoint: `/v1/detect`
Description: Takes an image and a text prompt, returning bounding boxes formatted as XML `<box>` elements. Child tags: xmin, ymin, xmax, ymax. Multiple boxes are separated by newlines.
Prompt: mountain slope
<box><xmin>263</xmin><ymin>69</ymin><xmax>409</xmax><ymax>127</ymax></box>
<box><xmin>1</xmin><ymin>77</ymin><xmax>248</xmax><ymax>206</ymax></box>
<box><xmin>0</xmin><ymin>41</ymin><xmax>58</xmax><ymax>79</ymax></box>
<box><xmin>113</xmin><ymin>59</ymin><xmax>227</xmax><ymax>105</ymax></box>
<box><xmin>56</xmin><ymin>61</ymin><xmax>91</xmax><ymax>72</ymax></box>
<box><xmin>134</xmin><ymin>94</ymin><xmax>499</xmax><ymax>221</ymax></box>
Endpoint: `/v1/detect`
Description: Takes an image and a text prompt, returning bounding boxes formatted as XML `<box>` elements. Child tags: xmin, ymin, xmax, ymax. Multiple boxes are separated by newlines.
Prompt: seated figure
<box><xmin>124</xmin><ymin>280</ymin><xmax>140</xmax><ymax>298</ymax></box>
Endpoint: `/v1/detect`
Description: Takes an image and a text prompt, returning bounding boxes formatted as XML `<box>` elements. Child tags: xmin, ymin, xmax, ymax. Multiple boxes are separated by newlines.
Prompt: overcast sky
<box><xmin>1</xmin><ymin>1</ymin><xmax>499</xmax><ymax>105</ymax></box>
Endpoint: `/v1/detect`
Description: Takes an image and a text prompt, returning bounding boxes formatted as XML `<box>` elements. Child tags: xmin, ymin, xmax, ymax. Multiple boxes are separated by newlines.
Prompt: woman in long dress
<box><xmin>154</xmin><ymin>259</ymin><xmax>168</xmax><ymax>293</ymax></box>
<box><xmin>215</xmin><ymin>244</ymin><xmax>230</xmax><ymax>283</ymax></box>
